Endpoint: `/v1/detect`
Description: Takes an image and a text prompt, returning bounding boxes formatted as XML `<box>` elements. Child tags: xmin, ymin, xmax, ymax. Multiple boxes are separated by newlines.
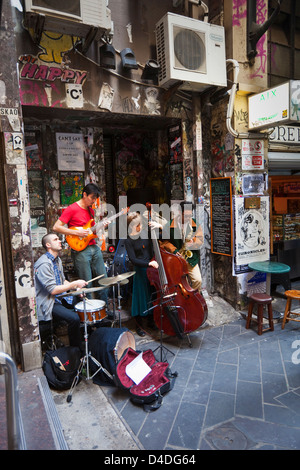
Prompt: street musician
<box><xmin>160</xmin><ymin>201</ymin><xmax>203</xmax><ymax>292</ymax></box>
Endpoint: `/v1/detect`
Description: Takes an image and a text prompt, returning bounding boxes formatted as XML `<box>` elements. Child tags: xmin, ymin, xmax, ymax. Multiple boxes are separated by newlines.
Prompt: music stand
<box><xmin>67</xmin><ymin>292</ymin><xmax>113</xmax><ymax>403</ymax></box>
<box><xmin>143</xmin><ymin>292</ymin><xmax>179</xmax><ymax>363</ymax></box>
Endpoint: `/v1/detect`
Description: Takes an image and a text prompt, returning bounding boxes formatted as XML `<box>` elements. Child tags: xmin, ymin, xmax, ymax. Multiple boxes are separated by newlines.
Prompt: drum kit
<box><xmin>60</xmin><ymin>270</ymin><xmax>136</xmax><ymax>402</ymax></box>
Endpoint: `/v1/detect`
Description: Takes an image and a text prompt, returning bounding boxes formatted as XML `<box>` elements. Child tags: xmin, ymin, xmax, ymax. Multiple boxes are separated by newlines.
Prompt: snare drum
<box><xmin>75</xmin><ymin>299</ymin><xmax>106</xmax><ymax>323</ymax></box>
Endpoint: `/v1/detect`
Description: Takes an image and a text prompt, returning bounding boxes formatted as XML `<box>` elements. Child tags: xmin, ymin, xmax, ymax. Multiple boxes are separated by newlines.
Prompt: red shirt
<box><xmin>60</xmin><ymin>202</ymin><xmax>96</xmax><ymax>245</ymax></box>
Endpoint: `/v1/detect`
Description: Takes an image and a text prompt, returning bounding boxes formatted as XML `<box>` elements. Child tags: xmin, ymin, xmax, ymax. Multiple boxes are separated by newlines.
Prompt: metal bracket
<box><xmin>247</xmin><ymin>0</ymin><xmax>283</xmax><ymax>64</ymax></box>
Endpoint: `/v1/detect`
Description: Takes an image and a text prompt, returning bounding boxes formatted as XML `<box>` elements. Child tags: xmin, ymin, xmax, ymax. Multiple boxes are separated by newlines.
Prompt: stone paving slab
<box><xmin>101</xmin><ymin>315</ymin><xmax>300</xmax><ymax>451</ymax></box>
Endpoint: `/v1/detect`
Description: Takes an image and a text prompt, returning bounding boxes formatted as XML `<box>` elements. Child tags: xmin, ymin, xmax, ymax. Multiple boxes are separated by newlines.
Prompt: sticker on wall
<box><xmin>241</xmin><ymin>139</ymin><xmax>264</xmax><ymax>170</ymax></box>
<box><xmin>98</xmin><ymin>83</ymin><xmax>114</xmax><ymax>111</ymax></box>
<box><xmin>0</xmin><ymin>107</ymin><xmax>20</xmax><ymax>130</ymax></box>
<box><xmin>66</xmin><ymin>83</ymin><xmax>83</xmax><ymax>108</ymax></box>
<box><xmin>13</xmin><ymin>133</ymin><xmax>23</xmax><ymax>150</ymax></box>
<box><xmin>4</xmin><ymin>132</ymin><xmax>25</xmax><ymax>164</ymax></box>
<box><xmin>25</xmin><ymin>131</ymin><xmax>43</xmax><ymax>170</ymax></box>
<box><xmin>170</xmin><ymin>163</ymin><xmax>184</xmax><ymax>200</ymax></box>
<box><xmin>28</xmin><ymin>170</ymin><xmax>45</xmax><ymax>209</ymax></box>
<box><xmin>15</xmin><ymin>263</ymin><xmax>35</xmax><ymax>299</ymax></box>
<box><xmin>144</xmin><ymin>87</ymin><xmax>160</xmax><ymax>115</ymax></box>
<box><xmin>168</xmin><ymin>125</ymin><xmax>182</xmax><ymax>163</ymax></box>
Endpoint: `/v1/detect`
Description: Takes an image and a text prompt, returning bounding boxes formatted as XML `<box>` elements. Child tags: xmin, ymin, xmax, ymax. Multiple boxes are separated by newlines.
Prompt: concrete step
<box><xmin>0</xmin><ymin>368</ymin><xmax>68</xmax><ymax>450</ymax></box>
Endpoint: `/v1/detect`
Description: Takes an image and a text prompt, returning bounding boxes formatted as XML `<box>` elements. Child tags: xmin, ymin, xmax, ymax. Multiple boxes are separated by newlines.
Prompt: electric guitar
<box><xmin>66</xmin><ymin>207</ymin><xmax>129</xmax><ymax>251</ymax></box>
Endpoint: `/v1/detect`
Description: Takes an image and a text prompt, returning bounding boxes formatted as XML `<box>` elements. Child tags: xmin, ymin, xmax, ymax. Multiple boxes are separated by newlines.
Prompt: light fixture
<box><xmin>141</xmin><ymin>60</ymin><xmax>160</xmax><ymax>82</ymax></box>
<box><xmin>99</xmin><ymin>43</ymin><xmax>116</xmax><ymax>69</ymax></box>
<box><xmin>120</xmin><ymin>48</ymin><xmax>138</xmax><ymax>70</ymax></box>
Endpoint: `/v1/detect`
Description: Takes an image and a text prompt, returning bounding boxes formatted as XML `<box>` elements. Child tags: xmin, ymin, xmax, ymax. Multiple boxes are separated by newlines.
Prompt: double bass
<box><xmin>146</xmin><ymin>204</ymin><xmax>207</xmax><ymax>340</ymax></box>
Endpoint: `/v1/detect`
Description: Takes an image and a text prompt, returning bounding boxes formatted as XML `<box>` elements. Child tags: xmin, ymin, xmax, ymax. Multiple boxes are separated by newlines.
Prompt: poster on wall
<box><xmin>31</xmin><ymin>211</ymin><xmax>47</xmax><ymax>248</ymax></box>
<box><xmin>25</xmin><ymin>131</ymin><xmax>43</xmax><ymax>170</ymax></box>
<box><xmin>28</xmin><ymin>169</ymin><xmax>47</xmax><ymax>247</ymax></box>
<box><xmin>168</xmin><ymin>125</ymin><xmax>182</xmax><ymax>164</ymax></box>
<box><xmin>242</xmin><ymin>173</ymin><xmax>265</xmax><ymax>195</ymax></box>
<box><xmin>60</xmin><ymin>172</ymin><xmax>84</xmax><ymax>206</ymax></box>
<box><xmin>170</xmin><ymin>163</ymin><xmax>184</xmax><ymax>200</ymax></box>
<box><xmin>56</xmin><ymin>133</ymin><xmax>85</xmax><ymax>171</ymax></box>
<box><xmin>234</xmin><ymin>196</ymin><xmax>269</xmax><ymax>266</ymax></box>
<box><xmin>28</xmin><ymin>170</ymin><xmax>44</xmax><ymax>208</ymax></box>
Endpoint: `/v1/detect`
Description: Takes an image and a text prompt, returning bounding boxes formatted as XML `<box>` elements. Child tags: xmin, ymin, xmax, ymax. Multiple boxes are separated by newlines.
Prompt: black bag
<box><xmin>42</xmin><ymin>346</ymin><xmax>81</xmax><ymax>390</ymax></box>
<box><xmin>114</xmin><ymin>348</ymin><xmax>177</xmax><ymax>411</ymax></box>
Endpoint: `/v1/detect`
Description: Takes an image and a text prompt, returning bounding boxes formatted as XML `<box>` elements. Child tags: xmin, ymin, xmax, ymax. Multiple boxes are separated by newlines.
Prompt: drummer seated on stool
<box><xmin>34</xmin><ymin>233</ymin><xmax>87</xmax><ymax>353</ymax></box>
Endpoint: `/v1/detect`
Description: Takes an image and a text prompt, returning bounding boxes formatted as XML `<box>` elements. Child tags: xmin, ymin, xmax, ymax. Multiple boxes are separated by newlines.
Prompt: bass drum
<box><xmin>89</xmin><ymin>327</ymin><xmax>136</xmax><ymax>384</ymax></box>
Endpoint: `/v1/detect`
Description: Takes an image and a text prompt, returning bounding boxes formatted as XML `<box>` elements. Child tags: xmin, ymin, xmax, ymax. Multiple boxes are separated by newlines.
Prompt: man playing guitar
<box><xmin>53</xmin><ymin>183</ymin><xmax>111</xmax><ymax>312</ymax></box>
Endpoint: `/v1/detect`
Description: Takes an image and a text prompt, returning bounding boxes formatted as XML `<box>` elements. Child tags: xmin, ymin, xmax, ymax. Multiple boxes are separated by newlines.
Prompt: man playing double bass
<box><xmin>160</xmin><ymin>201</ymin><xmax>203</xmax><ymax>293</ymax></box>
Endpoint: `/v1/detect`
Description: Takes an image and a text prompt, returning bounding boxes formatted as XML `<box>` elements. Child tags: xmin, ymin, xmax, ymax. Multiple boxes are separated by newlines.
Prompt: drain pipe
<box><xmin>226</xmin><ymin>58</ymin><xmax>271</xmax><ymax>140</ymax></box>
<box><xmin>188</xmin><ymin>0</ymin><xmax>209</xmax><ymax>22</ymax></box>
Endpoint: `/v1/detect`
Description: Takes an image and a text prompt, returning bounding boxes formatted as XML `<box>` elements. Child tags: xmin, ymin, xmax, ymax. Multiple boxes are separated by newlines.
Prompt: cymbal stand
<box><xmin>67</xmin><ymin>293</ymin><xmax>113</xmax><ymax>403</ymax></box>
<box><xmin>111</xmin><ymin>264</ymin><xmax>117</xmax><ymax>325</ymax></box>
<box><xmin>111</xmin><ymin>282</ymin><xmax>117</xmax><ymax>325</ymax></box>
<box><xmin>116</xmin><ymin>280</ymin><xmax>123</xmax><ymax>328</ymax></box>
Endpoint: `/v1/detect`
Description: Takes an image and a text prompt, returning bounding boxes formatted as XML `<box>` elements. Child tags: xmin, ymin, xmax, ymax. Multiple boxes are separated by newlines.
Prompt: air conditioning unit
<box><xmin>24</xmin><ymin>0</ymin><xmax>112</xmax><ymax>39</ymax></box>
<box><xmin>156</xmin><ymin>13</ymin><xmax>227</xmax><ymax>92</ymax></box>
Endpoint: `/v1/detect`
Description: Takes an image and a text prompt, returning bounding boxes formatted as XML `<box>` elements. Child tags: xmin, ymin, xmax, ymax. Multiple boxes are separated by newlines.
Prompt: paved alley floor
<box><xmin>100</xmin><ymin>313</ymin><xmax>300</xmax><ymax>450</ymax></box>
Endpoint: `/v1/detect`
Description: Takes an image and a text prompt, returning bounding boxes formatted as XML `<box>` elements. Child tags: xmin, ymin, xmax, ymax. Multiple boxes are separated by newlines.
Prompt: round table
<box><xmin>248</xmin><ymin>261</ymin><xmax>291</xmax><ymax>294</ymax></box>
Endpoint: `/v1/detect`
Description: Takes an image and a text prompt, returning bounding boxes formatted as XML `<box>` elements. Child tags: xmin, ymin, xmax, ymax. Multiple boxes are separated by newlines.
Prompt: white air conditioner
<box><xmin>156</xmin><ymin>13</ymin><xmax>227</xmax><ymax>92</ymax></box>
<box><xmin>24</xmin><ymin>0</ymin><xmax>112</xmax><ymax>39</ymax></box>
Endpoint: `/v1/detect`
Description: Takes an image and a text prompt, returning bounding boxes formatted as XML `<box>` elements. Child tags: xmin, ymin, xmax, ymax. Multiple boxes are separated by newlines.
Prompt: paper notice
<box><xmin>125</xmin><ymin>352</ymin><xmax>151</xmax><ymax>385</ymax></box>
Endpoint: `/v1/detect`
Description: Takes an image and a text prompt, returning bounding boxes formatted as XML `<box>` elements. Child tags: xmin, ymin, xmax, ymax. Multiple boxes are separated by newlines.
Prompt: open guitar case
<box><xmin>114</xmin><ymin>347</ymin><xmax>178</xmax><ymax>411</ymax></box>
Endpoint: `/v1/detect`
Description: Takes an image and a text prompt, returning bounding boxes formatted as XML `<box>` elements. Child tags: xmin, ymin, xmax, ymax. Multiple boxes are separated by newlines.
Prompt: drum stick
<box><xmin>86</xmin><ymin>274</ymin><xmax>104</xmax><ymax>284</ymax></box>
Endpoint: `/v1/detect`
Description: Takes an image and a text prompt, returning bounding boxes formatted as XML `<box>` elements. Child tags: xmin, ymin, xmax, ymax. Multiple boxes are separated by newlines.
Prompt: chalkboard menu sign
<box><xmin>210</xmin><ymin>177</ymin><xmax>233</xmax><ymax>256</ymax></box>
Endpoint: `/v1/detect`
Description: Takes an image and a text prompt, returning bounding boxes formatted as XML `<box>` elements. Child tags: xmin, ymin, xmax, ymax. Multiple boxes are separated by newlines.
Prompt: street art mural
<box><xmin>232</xmin><ymin>0</ymin><xmax>268</xmax><ymax>81</ymax></box>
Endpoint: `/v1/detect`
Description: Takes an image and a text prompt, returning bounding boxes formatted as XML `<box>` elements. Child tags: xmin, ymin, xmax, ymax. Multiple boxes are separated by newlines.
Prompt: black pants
<box><xmin>51</xmin><ymin>302</ymin><xmax>82</xmax><ymax>350</ymax></box>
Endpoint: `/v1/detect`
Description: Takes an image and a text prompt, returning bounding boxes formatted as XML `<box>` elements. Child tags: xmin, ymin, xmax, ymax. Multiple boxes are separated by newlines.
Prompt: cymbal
<box><xmin>99</xmin><ymin>271</ymin><xmax>136</xmax><ymax>286</ymax></box>
<box><xmin>57</xmin><ymin>286</ymin><xmax>106</xmax><ymax>298</ymax></box>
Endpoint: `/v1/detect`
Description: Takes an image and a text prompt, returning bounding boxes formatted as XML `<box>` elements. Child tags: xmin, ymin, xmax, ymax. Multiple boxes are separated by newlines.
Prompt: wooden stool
<box><xmin>282</xmin><ymin>290</ymin><xmax>300</xmax><ymax>329</ymax></box>
<box><xmin>246</xmin><ymin>293</ymin><xmax>274</xmax><ymax>335</ymax></box>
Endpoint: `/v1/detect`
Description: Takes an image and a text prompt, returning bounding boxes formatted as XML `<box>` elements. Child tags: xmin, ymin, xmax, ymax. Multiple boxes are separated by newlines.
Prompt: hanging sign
<box><xmin>248</xmin><ymin>82</ymin><xmax>290</xmax><ymax>130</ymax></box>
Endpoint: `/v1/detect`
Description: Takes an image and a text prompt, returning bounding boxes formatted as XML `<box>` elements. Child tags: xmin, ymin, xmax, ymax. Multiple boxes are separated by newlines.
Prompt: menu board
<box><xmin>210</xmin><ymin>177</ymin><xmax>233</xmax><ymax>256</ymax></box>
